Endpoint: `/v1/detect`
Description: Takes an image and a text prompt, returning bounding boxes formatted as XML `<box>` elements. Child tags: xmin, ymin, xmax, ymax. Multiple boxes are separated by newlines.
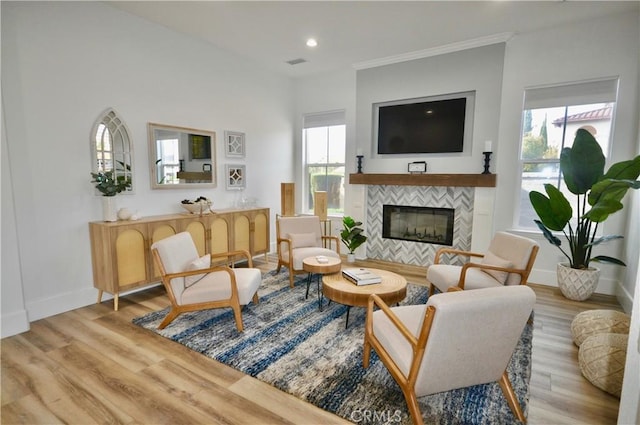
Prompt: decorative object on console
<box><xmin>529</xmin><ymin>129</ymin><xmax>640</xmax><ymax>301</ymax></box>
<box><xmin>117</xmin><ymin>208</ymin><xmax>133</xmax><ymax>221</ymax></box>
<box><xmin>90</xmin><ymin>170</ymin><xmax>132</xmax><ymax>222</ymax></box>
<box><xmin>225</xmin><ymin>164</ymin><xmax>246</xmax><ymax>190</ymax></box>
<box><xmin>224</xmin><ymin>131</ymin><xmax>246</xmax><ymax>158</ymax></box>
<box><xmin>181</xmin><ymin>196</ymin><xmax>213</xmax><ymax>215</ymax></box>
<box><xmin>340</xmin><ymin>216</ymin><xmax>367</xmax><ymax>263</ymax></box>
<box><xmin>408</xmin><ymin>161</ymin><xmax>427</xmax><ymax>174</ymax></box>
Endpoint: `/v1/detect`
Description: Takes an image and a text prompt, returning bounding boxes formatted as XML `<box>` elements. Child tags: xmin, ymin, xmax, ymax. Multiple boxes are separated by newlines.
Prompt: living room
<box><xmin>2</xmin><ymin>1</ymin><xmax>639</xmax><ymax>423</ymax></box>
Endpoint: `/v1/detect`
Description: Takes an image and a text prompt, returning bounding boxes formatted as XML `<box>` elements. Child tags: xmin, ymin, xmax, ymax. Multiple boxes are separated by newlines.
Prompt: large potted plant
<box><xmin>91</xmin><ymin>171</ymin><xmax>132</xmax><ymax>221</ymax></box>
<box><xmin>340</xmin><ymin>216</ymin><xmax>367</xmax><ymax>262</ymax></box>
<box><xmin>529</xmin><ymin>129</ymin><xmax>640</xmax><ymax>300</ymax></box>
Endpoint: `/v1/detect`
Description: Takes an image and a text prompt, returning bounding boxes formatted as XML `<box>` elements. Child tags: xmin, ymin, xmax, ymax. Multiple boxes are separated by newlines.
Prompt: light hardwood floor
<box><xmin>1</xmin><ymin>256</ymin><xmax>623</xmax><ymax>424</ymax></box>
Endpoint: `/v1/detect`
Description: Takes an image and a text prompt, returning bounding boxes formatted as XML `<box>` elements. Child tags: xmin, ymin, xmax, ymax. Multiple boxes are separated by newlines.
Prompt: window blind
<box><xmin>524</xmin><ymin>78</ymin><xmax>618</xmax><ymax>110</ymax></box>
<box><xmin>303</xmin><ymin>110</ymin><xmax>345</xmax><ymax>129</ymax></box>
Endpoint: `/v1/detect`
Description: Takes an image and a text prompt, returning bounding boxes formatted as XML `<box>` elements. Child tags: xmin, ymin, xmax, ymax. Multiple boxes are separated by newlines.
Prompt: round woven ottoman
<box><xmin>578</xmin><ymin>333</ymin><xmax>628</xmax><ymax>398</ymax></box>
<box><xmin>571</xmin><ymin>309</ymin><xmax>630</xmax><ymax>346</ymax></box>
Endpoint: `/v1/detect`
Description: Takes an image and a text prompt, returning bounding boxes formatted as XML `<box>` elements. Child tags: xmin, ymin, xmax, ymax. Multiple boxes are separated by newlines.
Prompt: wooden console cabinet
<box><xmin>89</xmin><ymin>207</ymin><xmax>269</xmax><ymax>310</ymax></box>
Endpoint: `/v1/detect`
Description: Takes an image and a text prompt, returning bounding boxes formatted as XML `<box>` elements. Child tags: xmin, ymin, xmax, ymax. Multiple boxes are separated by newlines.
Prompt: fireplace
<box><xmin>382</xmin><ymin>205</ymin><xmax>454</xmax><ymax>246</ymax></box>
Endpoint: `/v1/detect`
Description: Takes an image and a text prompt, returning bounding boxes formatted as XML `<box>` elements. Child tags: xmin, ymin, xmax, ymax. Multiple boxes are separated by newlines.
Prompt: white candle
<box><xmin>356</xmin><ymin>148</ymin><xmax>363</xmax><ymax>156</ymax></box>
<box><xmin>484</xmin><ymin>140</ymin><xmax>493</xmax><ymax>152</ymax></box>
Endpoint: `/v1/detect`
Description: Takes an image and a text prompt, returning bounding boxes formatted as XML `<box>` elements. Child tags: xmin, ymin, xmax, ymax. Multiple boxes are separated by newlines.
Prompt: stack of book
<box><xmin>342</xmin><ymin>268</ymin><xmax>382</xmax><ymax>286</ymax></box>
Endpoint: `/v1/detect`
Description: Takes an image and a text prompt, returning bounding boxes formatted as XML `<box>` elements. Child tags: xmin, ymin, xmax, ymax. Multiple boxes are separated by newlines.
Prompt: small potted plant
<box><xmin>340</xmin><ymin>216</ymin><xmax>367</xmax><ymax>262</ymax></box>
<box><xmin>529</xmin><ymin>129</ymin><xmax>640</xmax><ymax>300</ymax></box>
<box><xmin>91</xmin><ymin>171</ymin><xmax>132</xmax><ymax>221</ymax></box>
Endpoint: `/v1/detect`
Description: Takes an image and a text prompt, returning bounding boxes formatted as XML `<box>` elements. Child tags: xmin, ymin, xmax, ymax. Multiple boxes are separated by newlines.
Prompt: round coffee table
<box><xmin>303</xmin><ymin>256</ymin><xmax>342</xmax><ymax>308</ymax></box>
<box><xmin>322</xmin><ymin>268</ymin><xmax>407</xmax><ymax>327</ymax></box>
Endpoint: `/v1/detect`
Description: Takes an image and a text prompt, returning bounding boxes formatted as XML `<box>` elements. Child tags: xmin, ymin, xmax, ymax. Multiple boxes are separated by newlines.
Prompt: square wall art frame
<box><xmin>225</xmin><ymin>131</ymin><xmax>245</xmax><ymax>158</ymax></box>
<box><xmin>225</xmin><ymin>164</ymin><xmax>246</xmax><ymax>190</ymax></box>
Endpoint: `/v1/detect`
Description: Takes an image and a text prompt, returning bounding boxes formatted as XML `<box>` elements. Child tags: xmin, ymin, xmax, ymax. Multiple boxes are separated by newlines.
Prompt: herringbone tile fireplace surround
<box><xmin>366</xmin><ymin>185</ymin><xmax>474</xmax><ymax>266</ymax></box>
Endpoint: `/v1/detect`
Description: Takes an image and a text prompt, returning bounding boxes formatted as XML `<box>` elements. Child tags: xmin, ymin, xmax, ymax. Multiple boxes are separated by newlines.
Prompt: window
<box><xmin>91</xmin><ymin>108</ymin><xmax>133</xmax><ymax>193</ymax></box>
<box><xmin>303</xmin><ymin>111</ymin><xmax>346</xmax><ymax>215</ymax></box>
<box><xmin>517</xmin><ymin>79</ymin><xmax>618</xmax><ymax>229</ymax></box>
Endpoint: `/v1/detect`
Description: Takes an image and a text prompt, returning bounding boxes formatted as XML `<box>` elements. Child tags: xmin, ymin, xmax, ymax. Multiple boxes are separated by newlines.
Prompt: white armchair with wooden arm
<box><xmin>427</xmin><ymin>231</ymin><xmax>539</xmax><ymax>296</ymax></box>
<box><xmin>363</xmin><ymin>285</ymin><xmax>536</xmax><ymax>425</ymax></box>
<box><xmin>276</xmin><ymin>215</ymin><xmax>341</xmax><ymax>288</ymax></box>
<box><xmin>151</xmin><ymin>232</ymin><xmax>261</xmax><ymax>331</ymax></box>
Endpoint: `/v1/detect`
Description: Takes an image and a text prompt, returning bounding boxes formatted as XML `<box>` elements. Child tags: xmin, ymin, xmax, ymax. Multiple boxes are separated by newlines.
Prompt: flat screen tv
<box><xmin>376</xmin><ymin>96</ymin><xmax>467</xmax><ymax>154</ymax></box>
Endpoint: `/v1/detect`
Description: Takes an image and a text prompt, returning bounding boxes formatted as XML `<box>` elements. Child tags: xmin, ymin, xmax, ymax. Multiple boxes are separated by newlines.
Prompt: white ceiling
<box><xmin>108</xmin><ymin>1</ymin><xmax>639</xmax><ymax>78</ymax></box>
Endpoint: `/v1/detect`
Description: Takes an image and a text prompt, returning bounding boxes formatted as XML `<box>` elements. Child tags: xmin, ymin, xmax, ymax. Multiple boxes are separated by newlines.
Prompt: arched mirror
<box><xmin>148</xmin><ymin>122</ymin><xmax>217</xmax><ymax>189</ymax></box>
<box><xmin>91</xmin><ymin>108</ymin><xmax>133</xmax><ymax>193</ymax></box>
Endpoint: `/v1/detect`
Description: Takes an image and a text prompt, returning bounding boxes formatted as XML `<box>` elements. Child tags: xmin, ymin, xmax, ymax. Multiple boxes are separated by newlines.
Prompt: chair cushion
<box><xmin>151</xmin><ymin>232</ymin><xmax>201</xmax><ymax>297</ymax></box>
<box><xmin>416</xmin><ymin>286</ymin><xmax>536</xmax><ymax>396</ymax></box>
<box><xmin>372</xmin><ymin>305</ymin><xmax>427</xmax><ymax>377</ymax></box>
<box><xmin>289</xmin><ymin>246</ymin><xmax>341</xmax><ymax>270</ymax></box>
<box><xmin>185</xmin><ymin>254</ymin><xmax>211</xmax><ymax>287</ymax></box>
<box><xmin>481</xmin><ymin>251</ymin><xmax>513</xmax><ymax>284</ymax></box>
<box><xmin>180</xmin><ymin>267</ymin><xmax>261</xmax><ymax>306</ymax></box>
<box><xmin>427</xmin><ymin>264</ymin><xmax>502</xmax><ymax>293</ymax></box>
<box><xmin>487</xmin><ymin>232</ymin><xmax>537</xmax><ymax>285</ymax></box>
<box><xmin>289</xmin><ymin>232</ymin><xmax>318</xmax><ymax>248</ymax></box>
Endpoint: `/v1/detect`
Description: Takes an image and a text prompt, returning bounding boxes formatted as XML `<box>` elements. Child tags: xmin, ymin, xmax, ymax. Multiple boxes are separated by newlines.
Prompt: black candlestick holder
<box><xmin>482</xmin><ymin>151</ymin><xmax>492</xmax><ymax>174</ymax></box>
<box><xmin>356</xmin><ymin>155</ymin><xmax>364</xmax><ymax>173</ymax></box>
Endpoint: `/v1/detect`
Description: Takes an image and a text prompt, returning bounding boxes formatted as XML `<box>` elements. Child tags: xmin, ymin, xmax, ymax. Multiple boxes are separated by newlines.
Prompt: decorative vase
<box><xmin>557</xmin><ymin>263</ymin><xmax>600</xmax><ymax>301</ymax></box>
<box><xmin>347</xmin><ymin>253</ymin><xmax>356</xmax><ymax>263</ymax></box>
<box><xmin>102</xmin><ymin>196</ymin><xmax>117</xmax><ymax>222</ymax></box>
<box><xmin>117</xmin><ymin>208</ymin><xmax>132</xmax><ymax>220</ymax></box>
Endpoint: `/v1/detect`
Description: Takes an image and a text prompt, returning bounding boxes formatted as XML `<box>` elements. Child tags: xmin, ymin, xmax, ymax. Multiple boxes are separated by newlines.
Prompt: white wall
<box><xmin>495</xmin><ymin>12</ymin><xmax>639</xmax><ymax>300</ymax></box>
<box><xmin>1</xmin><ymin>2</ymin><xmax>294</xmax><ymax>336</ymax></box>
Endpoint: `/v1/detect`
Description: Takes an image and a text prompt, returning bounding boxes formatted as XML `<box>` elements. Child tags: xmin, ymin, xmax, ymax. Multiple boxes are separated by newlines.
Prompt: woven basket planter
<box><xmin>557</xmin><ymin>263</ymin><xmax>600</xmax><ymax>301</ymax></box>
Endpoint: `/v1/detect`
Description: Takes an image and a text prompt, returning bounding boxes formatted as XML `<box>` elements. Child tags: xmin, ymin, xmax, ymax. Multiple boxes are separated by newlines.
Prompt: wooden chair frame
<box><xmin>275</xmin><ymin>217</ymin><xmax>340</xmax><ymax>288</ymax></box>
<box><xmin>363</xmin><ymin>290</ymin><xmax>526</xmax><ymax>425</ymax></box>
<box><xmin>428</xmin><ymin>245</ymin><xmax>539</xmax><ymax>296</ymax></box>
<box><xmin>151</xmin><ymin>248</ymin><xmax>259</xmax><ymax>331</ymax></box>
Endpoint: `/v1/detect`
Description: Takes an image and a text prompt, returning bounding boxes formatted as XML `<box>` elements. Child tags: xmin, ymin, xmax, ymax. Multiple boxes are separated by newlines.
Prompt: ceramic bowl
<box><xmin>181</xmin><ymin>202</ymin><xmax>212</xmax><ymax>214</ymax></box>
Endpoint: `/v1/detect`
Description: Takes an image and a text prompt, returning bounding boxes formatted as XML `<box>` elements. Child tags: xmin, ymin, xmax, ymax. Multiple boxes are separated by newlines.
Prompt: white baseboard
<box><xmin>26</xmin><ymin>287</ymin><xmax>99</xmax><ymax>322</ymax></box>
<box><xmin>616</xmin><ymin>281</ymin><xmax>634</xmax><ymax>314</ymax></box>
<box><xmin>529</xmin><ymin>268</ymin><xmax>618</xmax><ymax>295</ymax></box>
<box><xmin>25</xmin><ymin>283</ymin><xmax>163</xmax><ymax>323</ymax></box>
<box><xmin>1</xmin><ymin>309</ymin><xmax>30</xmax><ymax>338</ymax></box>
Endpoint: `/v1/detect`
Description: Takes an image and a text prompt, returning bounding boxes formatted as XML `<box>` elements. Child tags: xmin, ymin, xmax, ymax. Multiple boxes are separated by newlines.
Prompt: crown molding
<box><xmin>353</xmin><ymin>32</ymin><xmax>515</xmax><ymax>71</ymax></box>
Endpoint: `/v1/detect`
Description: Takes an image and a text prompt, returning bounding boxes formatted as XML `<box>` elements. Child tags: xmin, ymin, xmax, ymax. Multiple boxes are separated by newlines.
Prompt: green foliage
<box><xmin>340</xmin><ymin>216</ymin><xmax>367</xmax><ymax>254</ymax></box>
<box><xmin>523</xmin><ymin>110</ymin><xmax>533</xmax><ymax>134</ymax></box>
<box><xmin>529</xmin><ymin>129</ymin><xmax>640</xmax><ymax>269</ymax></box>
<box><xmin>90</xmin><ymin>171</ymin><xmax>131</xmax><ymax>196</ymax></box>
<box><xmin>522</xmin><ymin>134</ymin><xmax>548</xmax><ymax>160</ymax></box>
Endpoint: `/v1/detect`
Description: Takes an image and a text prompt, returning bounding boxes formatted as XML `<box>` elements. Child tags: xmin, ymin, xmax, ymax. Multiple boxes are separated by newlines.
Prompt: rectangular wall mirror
<box><xmin>148</xmin><ymin>122</ymin><xmax>217</xmax><ymax>189</ymax></box>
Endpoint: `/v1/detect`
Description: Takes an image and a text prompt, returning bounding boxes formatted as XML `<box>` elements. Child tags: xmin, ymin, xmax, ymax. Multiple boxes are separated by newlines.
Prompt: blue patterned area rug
<box><xmin>132</xmin><ymin>270</ymin><xmax>532</xmax><ymax>424</ymax></box>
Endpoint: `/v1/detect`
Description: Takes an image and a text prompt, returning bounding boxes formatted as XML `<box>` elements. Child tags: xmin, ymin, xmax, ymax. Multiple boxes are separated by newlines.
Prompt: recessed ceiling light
<box><xmin>306</xmin><ymin>38</ymin><xmax>318</xmax><ymax>48</ymax></box>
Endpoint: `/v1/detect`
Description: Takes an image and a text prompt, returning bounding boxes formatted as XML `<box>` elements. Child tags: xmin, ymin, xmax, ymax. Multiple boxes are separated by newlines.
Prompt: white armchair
<box><xmin>364</xmin><ymin>285</ymin><xmax>536</xmax><ymax>425</ymax></box>
<box><xmin>151</xmin><ymin>232</ymin><xmax>261</xmax><ymax>331</ymax></box>
<box><xmin>427</xmin><ymin>231</ymin><xmax>539</xmax><ymax>296</ymax></box>
<box><xmin>276</xmin><ymin>215</ymin><xmax>341</xmax><ymax>287</ymax></box>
